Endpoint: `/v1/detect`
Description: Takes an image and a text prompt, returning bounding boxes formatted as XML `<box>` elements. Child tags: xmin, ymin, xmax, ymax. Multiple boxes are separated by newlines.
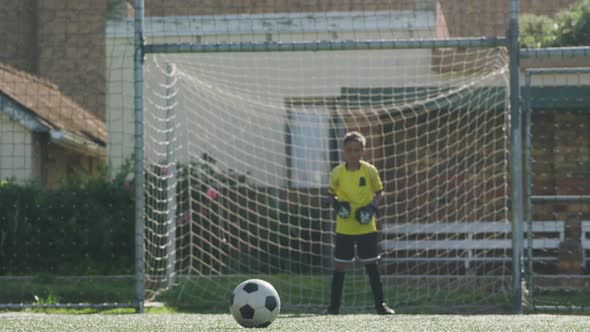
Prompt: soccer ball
<box><xmin>229</xmin><ymin>279</ymin><xmax>281</xmax><ymax>328</ymax></box>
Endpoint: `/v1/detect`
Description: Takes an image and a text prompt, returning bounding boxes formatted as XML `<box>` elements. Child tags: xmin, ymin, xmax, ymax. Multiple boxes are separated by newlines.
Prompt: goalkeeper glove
<box><xmin>336</xmin><ymin>201</ymin><xmax>351</xmax><ymax>219</ymax></box>
<box><xmin>355</xmin><ymin>203</ymin><xmax>379</xmax><ymax>225</ymax></box>
<box><xmin>322</xmin><ymin>196</ymin><xmax>351</xmax><ymax>219</ymax></box>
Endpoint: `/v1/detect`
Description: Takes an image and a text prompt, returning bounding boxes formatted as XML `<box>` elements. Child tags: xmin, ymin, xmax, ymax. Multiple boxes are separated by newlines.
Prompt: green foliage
<box><xmin>0</xmin><ymin>164</ymin><xmax>134</xmax><ymax>275</ymax></box>
<box><xmin>519</xmin><ymin>14</ymin><xmax>557</xmax><ymax>48</ymax></box>
<box><xmin>222</xmin><ymin>188</ymin><xmax>326</xmax><ymax>275</ymax></box>
<box><xmin>1</xmin><ymin>277</ymin><xmax>135</xmax><ymax>304</ymax></box>
<box><xmin>157</xmin><ymin>153</ymin><xmax>326</xmax><ymax>275</ymax></box>
<box><xmin>34</xmin><ymin>293</ymin><xmax>59</xmax><ymax>305</ymax></box>
<box><xmin>553</xmin><ymin>0</ymin><xmax>590</xmax><ymax>47</ymax></box>
<box><xmin>519</xmin><ymin>0</ymin><xmax>590</xmax><ymax>47</ymax></box>
<box><xmin>0</xmin><ymin>149</ymin><xmax>325</xmax><ymax>278</ymax></box>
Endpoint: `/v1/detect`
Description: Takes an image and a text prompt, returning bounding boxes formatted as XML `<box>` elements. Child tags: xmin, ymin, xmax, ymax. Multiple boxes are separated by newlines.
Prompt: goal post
<box><xmin>1</xmin><ymin>0</ymin><xmax>539</xmax><ymax>312</ymax></box>
<box><xmin>130</xmin><ymin>1</ymin><xmax>523</xmax><ymax>312</ymax></box>
<box><xmin>2</xmin><ymin>0</ymin><xmax>589</xmax><ymax>313</ymax></box>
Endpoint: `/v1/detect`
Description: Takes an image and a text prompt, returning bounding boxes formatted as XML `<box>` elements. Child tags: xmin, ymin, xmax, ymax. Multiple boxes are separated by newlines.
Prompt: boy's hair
<box><xmin>343</xmin><ymin>131</ymin><xmax>366</xmax><ymax>148</ymax></box>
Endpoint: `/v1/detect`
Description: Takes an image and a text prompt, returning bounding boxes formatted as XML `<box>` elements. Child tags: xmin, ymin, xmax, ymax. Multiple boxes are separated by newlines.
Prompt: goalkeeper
<box><xmin>323</xmin><ymin>131</ymin><xmax>395</xmax><ymax>315</ymax></box>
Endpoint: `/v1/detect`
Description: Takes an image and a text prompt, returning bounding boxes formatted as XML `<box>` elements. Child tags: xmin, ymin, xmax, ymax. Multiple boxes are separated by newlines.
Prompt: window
<box><xmin>286</xmin><ymin>98</ymin><xmax>341</xmax><ymax>188</ymax></box>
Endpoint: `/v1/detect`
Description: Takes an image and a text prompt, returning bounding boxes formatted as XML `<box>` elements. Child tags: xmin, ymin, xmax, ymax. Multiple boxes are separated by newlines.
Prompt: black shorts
<box><xmin>334</xmin><ymin>232</ymin><xmax>380</xmax><ymax>263</ymax></box>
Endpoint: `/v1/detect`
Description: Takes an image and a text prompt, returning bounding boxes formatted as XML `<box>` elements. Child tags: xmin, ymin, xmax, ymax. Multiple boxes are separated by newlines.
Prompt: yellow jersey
<box><xmin>328</xmin><ymin>160</ymin><xmax>383</xmax><ymax>235</ymax></box>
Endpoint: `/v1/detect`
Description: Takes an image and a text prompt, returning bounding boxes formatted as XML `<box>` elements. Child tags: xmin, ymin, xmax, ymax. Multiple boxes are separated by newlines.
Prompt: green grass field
<box><xmin>1</xmin><ymin>312</ymin><xmax>590</xmax><ymax>332</ymax></box>
<box><xmin>2</xmin><ymin>274</ymin><xmax>590</xmax><ymax>331</ymax></box>
<box><xmin>3</xmin><ymin>274</ymin><xmax>590</xmax><ymax>314</ymax></box>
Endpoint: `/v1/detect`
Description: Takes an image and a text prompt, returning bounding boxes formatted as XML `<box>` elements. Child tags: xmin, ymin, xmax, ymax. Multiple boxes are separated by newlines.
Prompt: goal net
<box><xmin>141</xmin><ymin>49</ymin><xmax>510</xmax><ymax>311</ymax></box>
<box><xmin>132</xmin><ymin>5</ymin><xmax>511</xmax><ymax>312</ymax></box>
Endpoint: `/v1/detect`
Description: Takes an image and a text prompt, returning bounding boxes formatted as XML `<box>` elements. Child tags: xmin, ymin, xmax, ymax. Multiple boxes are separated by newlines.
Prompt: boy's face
<box><xmin>343</xmin><ymin>140</ymin><xmax>365</xmax><ymax>165</ymax></box>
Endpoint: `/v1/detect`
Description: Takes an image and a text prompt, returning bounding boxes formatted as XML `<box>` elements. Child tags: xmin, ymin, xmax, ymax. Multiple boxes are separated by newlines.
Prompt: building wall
<box><xmin>0</xmin><ymin>0</ymin><xmax>581</xmax><ymax>125</ymax></box>
<box><xmin>0</xmin><ymin>0</ymin><xmax>37</xmax><ymax>73</ymax></box>
<box><xmin>143</xmin><ymin>0</ymin><xmax>420</xmax><ymax>16</ymax></box>
<box><xmin>0</xmin><ymin>112</ymin><xmax>104</xmax><ymax>187</ymax></box>
<box><xmin>0</xmin><ymin>113</ymin><xmax>35</xmax><ymax>182</ymax></box>
<box><xmin>105</xmin><ymin>34</ymin><xmax>135</xmax><ymax>176</ymax></box>
<box><xmin>0</xmin><ymin>0</ymin><xmax>424</xmax><ymax>125</ymax></box>
<box><xmin>106</xmin><ymin>12</ymin><xmax>437</xmax><ymax>185</ymax></box>
<box><xmin>1</xmin><ymin>0</ymin><xmax>588</xmax><ymax>196</ymax></box>
<box><xmin>36</xmin><ymin>0</ymin><xmax>108</xmax><ymax>120</ymax></box>
<box><xmin>0</xmin><ymin>0</ymin><xmax>108</xmax><ymax>121</ymax></box>
<box><xmin>44</xmin><ymin>143</ymin><xmax>104</xmax><ymax>188</ymax></box>
<box><xmin>0</xmin><ymin>1</ymin><xmax>108</xmax><ymax>187</ymax></box>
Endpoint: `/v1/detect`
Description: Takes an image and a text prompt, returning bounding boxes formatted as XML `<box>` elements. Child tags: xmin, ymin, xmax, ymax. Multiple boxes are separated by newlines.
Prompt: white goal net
<box><xmin>141</xmin><ymin>44</ymin><xmax>510</xmax><ymax>311</ymax></box>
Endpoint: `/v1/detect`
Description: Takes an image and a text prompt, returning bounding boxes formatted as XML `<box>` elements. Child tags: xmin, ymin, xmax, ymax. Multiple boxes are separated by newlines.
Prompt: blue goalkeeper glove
<box><xmin>322</xmin><ymin>196</ymin><xmax>351</xmax><ymax>219</ymax></box>
<box><xmin>335</xmin><ymin>201</ymin><xmax>351</xmax><ymax>219</ymax></box>
<box><xmin>355</xmin><ymin>203</ymin><xmax>379</xmax><ymax>225</ymax></box>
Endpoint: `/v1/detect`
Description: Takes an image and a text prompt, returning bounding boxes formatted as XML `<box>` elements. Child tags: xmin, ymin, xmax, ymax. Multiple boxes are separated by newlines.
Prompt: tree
<box><xmin>553</xmin><ymin>0</ymin><xmax>590</xmax><ymax>46</ymax></box>
<box><xmin>519</xmin><ymin>0</ymin><xmax>590</xmax><ymax>47</ymax></box>
<box><xmin>520</xmin><ymin>14</ymin><xmax>557</xmax><ymax>48</ymax></box>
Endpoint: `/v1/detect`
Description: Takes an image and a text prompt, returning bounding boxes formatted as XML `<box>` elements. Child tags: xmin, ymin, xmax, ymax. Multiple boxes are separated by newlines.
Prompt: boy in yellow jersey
<box><xmin>323</xmin><ymin>131</ymin><xmax>395</xmax><ymax>315</ymax></box>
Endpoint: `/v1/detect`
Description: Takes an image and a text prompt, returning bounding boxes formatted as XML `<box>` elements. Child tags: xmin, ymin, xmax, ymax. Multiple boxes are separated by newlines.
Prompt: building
<box><xmin>0</xmin><ymin>0</ymin><xmax>586</xmax><ymax>187</ymax></box>
<box><xmin>0</xmin><ymin>64</ymin><xmax>106</xmax><ymax>187</ymax></box>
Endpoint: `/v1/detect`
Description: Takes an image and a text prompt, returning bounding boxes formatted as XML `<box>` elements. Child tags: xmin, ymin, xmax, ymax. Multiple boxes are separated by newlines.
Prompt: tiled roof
<box><xmin>0</xmin><ymin>63</ymin><xmax>106</xmax><ymax>145</ymax></box>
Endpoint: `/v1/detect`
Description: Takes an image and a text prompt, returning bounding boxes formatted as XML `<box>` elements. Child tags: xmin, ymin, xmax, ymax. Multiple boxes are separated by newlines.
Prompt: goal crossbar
<box><xmin>144</xmin><ymin>37</ymin><xmax>508</xmax><ymax>54</ymax></box>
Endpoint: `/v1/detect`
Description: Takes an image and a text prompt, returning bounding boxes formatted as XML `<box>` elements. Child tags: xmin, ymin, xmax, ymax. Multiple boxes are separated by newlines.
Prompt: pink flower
<box><xmin>206</xmin><ymin>187</ymin><xmax>218</xmax><ymax>200</ymax></box>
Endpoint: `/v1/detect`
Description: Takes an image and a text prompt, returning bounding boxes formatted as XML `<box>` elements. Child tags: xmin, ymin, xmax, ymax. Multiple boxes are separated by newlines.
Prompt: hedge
<box><xmin>0</xmin><ymin>176</ymin><xmax>134</xmax><ymax>275</ymax></box>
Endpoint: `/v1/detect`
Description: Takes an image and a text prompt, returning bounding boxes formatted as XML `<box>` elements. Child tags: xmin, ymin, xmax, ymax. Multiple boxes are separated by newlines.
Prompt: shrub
<box><xmin>520</xmin><ymin>14</ymin><xmax>557</xmax><ymax>48</ymax></box>
<box><xmin>519</xmin><ymin>0</ymin><xmax>590</xmax><ymax>48</ymax></box>
<box><xmin>0</xmin><ymin>168</ymin><xmax>134</xmax><ymax>275</ymax></box>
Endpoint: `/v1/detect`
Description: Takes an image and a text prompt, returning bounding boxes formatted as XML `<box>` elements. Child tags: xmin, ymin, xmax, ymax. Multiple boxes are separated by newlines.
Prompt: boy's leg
<box><xmin>358</xmin><ymin>232</ymin><xmax>395</xmax><ymax>314</ymax></box>
<box><xmin>365</xmin><ymin>262</ymin><xmax>395</xmax><ymax>314</ymax></box>
<box><xmin>325</xmin><ymin>234</ymin><xmax>354</xmax><ymax>314</ymax></box>
<box><xmin>328</xmin><ymin>270</ymin><xmax>345</xmax><ymax>313</ymax></box>
<box><xmin>365</xmin><ymin>262</ymin><xmax>384</xmax><ymax>306</ymax></box>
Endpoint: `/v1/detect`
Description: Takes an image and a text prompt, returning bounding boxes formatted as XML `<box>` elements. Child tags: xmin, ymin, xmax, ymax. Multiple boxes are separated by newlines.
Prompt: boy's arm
<box><xmin>322</xmin><ymin>193</ymin><xmax>338</xmax><ymax>208</ymax></box>
<box><xmin>325</xmin><ymin>167</ymin><xmax>338</xmax><ymax>208</ymax></box>
<box><xmin>366</xmin><ymin>190</ymin><xmax>383</xmax><ymax>218</ymax></box>
<box><xmin>372</xmin><ymin>190</ymin><xmax>383</xmax><ymax>207</ymax></box>
<box><xmin>369</xmin><ymin>164</ymin><xmax>384</xmax><ymax>213</ymax></box>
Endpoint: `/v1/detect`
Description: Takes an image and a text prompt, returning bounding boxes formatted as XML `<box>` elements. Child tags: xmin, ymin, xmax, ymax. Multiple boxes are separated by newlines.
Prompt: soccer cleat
<box><xmin>322</xmin><ymin>306</ymin><xmax>340</xmax><ymax>315</ymax></box>
<box><xmin>375</xmin><ymin>303</ymin><xmax>395</xmax><ymax>315</ymax></box>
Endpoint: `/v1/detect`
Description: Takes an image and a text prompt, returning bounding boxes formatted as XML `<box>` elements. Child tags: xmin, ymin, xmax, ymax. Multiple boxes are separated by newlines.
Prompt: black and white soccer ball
<box><xmin>229</xmin><ymin>279</ymin><xmax>281</xmax><ymax>328</ymax></box>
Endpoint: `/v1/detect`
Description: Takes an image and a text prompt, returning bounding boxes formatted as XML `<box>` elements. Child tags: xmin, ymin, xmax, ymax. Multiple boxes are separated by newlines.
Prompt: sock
<box><xmin>330</xmin><ymin>271</ymin><xmax>345</xmax><ymax>308</ymax></box>
<box><xmin>365</xmin><ymin>262</ymin><xmax>384</xmax><ymax>306</ymax></box>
